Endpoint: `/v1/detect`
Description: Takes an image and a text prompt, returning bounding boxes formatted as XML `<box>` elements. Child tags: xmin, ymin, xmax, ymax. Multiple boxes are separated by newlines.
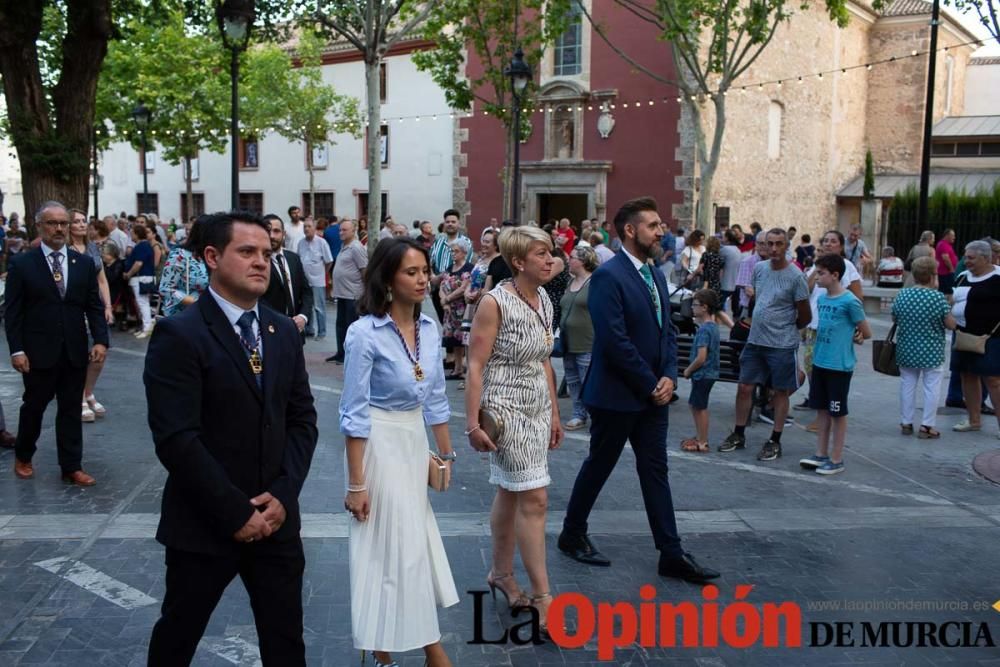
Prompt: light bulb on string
<box><xmin>866</xmin><ymin>64</ymin><xmax>872</xmax><ymax>70</ymax></box>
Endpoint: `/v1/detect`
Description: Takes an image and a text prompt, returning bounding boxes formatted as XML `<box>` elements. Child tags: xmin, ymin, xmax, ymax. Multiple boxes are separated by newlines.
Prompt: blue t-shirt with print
<box><xmin>690</xmin><ymin>320</ymin><xmax>720</xmax><ymax>380</ymax></box>
<box><xmin>813</xmin><ymin>291</ymin><xmax>866</xmax><ymax>372</ymax></box>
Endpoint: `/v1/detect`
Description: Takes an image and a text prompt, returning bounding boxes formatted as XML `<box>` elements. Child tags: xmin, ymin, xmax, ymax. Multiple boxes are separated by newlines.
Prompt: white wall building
<box><xmin>964</xmin><ymin>55</ymin><xmax>1000</xmax><ymax>115</ymax></box>
<box><xmin>91</xmin><ymin>41</ymin><xmax>455</xmax><ymax>224</ymax></box>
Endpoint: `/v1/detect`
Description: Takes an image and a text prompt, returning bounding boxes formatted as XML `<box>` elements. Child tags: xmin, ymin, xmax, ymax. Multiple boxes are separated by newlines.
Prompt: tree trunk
<box><xmin>184</xmin><ymin>155</ymin><xmax>194</xmax><ymax>221</ymax></box>
<box><xmin>365</xmin><ymin>56</ymin><xmax>382</xmax><ymax>257</ymax></box>
<box><xmin>687</xmin><ymin>92</ymin><xmax>727</xmax><ymax>234</ymax></box>
<box><xmin>0</xmin><ymin>0</ymin><xmax>113</xmax><ymax>231</ymax></box>
<box><xmin>307</xmin><ymin>145</ymin><xmax>316</xmax><ymax>216</ymax></box>
<box><xmin>502</xmin><ymin>125</ymin><xmax>515</xmax><ymax>221</ymax></box>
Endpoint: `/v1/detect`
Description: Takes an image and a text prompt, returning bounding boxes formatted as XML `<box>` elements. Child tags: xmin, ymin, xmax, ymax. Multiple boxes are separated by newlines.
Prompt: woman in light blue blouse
<box><xmin>339</xmin><ymin>237</ymin><xmax>458</xmax><ymax>667</ymax></box>
<box><xmin>158</xmin><ymin>218</ymin><xmax>209</xmax><ymax>317</ymax></box>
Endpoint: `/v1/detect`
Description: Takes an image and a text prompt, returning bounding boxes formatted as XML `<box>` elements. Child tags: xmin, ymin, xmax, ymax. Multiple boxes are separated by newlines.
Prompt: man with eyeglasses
<box><xmin>719</xmin><ymin>228</ymin><xmax>810</xmax><ymax>462</ymax></box>
<box><xmin>5</xmin><ymin>201</ymin><xmax>109</xmax><ymax>485</ymax></box>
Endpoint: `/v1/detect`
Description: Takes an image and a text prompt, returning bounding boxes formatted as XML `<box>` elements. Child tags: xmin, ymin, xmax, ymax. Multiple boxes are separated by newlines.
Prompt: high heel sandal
<box><xmin>361</xmin><ymin>650</ymin><xmax>398</xmax><ymax>667</ymax></box>
<box><xmin>487</xmin><ymin>571</ymin><xmax>529</xmax><ymax>610</ymax></box>
<box><xmin>528</xmin><ymin>592</ymin><xmax>562</xmax><ymax>638</ymax></box>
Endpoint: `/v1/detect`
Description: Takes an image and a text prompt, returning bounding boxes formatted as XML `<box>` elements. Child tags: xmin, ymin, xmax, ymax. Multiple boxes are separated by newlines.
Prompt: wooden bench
<box><xmin>676</xmin><ymin>335</ymin><xmax>745</xmax><ymax>383</ymax></box>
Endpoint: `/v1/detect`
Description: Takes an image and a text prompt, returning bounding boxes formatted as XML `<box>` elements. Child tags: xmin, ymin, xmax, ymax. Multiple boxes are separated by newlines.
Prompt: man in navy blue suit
<box><xmin>144</xmin><ymin>211</ymin><xmax>317</xmax><ymax>665</ymax></box>
<box><xmin>558</xmin><ymin>197</ymin><xmax>720</xmax><ymax>583</ymax></box>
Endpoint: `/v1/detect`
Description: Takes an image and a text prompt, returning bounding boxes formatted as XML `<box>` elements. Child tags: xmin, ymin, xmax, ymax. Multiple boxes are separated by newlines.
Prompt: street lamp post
<box><xmin>131</xmin><ymin>102</ymin><xmax>152</xmax><ymax>214</ymax></box>
<box><xmin>505</xmin><ymin>48</ymin><xmax>531</xmax><ymax>225</ymax></box>
<box><xmin>217</xmin><ymin>0</ymin><xmax>255</xmax><ymax>210</ymax></box>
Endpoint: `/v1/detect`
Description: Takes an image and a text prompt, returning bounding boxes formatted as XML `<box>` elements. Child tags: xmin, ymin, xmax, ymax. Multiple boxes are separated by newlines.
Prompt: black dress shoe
<box><xmin>945</xmin><ymin>399</ymin><xmax>966</xmax><ymax>409</ymax></box>
<box><xmin>557</xmin><ymin>531</ymin><xmax>611</xmax><ymax>567</ymax></box>
<box><xmin>658</xmin><ymin>552</ymin><xmax>720</xmax><ymax>583</ymax></box>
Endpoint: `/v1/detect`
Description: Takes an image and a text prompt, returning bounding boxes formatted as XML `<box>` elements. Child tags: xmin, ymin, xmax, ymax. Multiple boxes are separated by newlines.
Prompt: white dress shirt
<box><xmin>209</xmin><ymin>287</ymin><xmax>263</xmax><ymax>356</ymax></box>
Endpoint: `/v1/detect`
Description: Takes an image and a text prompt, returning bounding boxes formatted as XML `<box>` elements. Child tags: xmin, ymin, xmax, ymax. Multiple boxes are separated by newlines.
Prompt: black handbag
<box><xmin>138</xmin><ymin>280</ymin><xmax>157</xmax><ymax>295</ymax></box>
<box><xmin>872</xmin><ymin>323</ymin><xmax>900</xmax><ymax>376</ymax></box>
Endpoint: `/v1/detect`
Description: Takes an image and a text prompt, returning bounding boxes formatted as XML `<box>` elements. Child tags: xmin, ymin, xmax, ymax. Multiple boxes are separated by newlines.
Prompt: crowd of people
<box><xmin>1</xmin><ymin>196</ymin><xmax>998</xmax><ymax>667</ymax></box>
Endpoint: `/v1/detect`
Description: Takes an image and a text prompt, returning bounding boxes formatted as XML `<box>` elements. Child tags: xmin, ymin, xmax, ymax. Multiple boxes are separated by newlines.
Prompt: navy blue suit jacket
<box><xmin>143</xmin><ymin>291</ymin><xmax>318</xmax><ymax>556</ymax></box>
<box><xmin>581</xmin><ymin>251</ymin><xmax>678</xmax><ymax>413</ymax></box>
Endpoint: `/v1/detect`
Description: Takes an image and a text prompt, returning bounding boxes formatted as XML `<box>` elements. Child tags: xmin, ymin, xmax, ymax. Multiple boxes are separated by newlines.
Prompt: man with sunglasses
<box><xmin>5</xmin><ymin>201</ymin><xmax>108</xmax><ymax>485</ymax></box>
<box><xmin>719</xmin><ymin>228</ymin><xmax>810</xmax><ymax>461</ymax></box>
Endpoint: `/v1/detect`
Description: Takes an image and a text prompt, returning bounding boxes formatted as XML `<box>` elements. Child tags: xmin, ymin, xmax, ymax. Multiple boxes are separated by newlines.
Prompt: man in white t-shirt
<box><xmin>297</xmin><ymin>218</ymin><xmax>333</xmax><ymax>339</ymax></box>
<box><xmin>283</xmin><ymin>206</ymin><xmax>306</xmax><ymax>252</ymax></box>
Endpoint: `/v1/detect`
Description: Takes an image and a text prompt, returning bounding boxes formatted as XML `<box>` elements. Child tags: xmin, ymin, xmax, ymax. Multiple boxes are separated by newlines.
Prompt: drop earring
<box><xmin>386</xmin><ymin>287</ymin><xmax>393</xmax><ymax>303</ymax></box>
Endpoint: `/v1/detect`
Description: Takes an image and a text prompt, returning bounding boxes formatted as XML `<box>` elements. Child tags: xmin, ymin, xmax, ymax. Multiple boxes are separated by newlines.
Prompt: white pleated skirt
<box><xmin>348</xmin><ymin>407</ymin><xmax>460</xmax><ymax>652</ymax></box>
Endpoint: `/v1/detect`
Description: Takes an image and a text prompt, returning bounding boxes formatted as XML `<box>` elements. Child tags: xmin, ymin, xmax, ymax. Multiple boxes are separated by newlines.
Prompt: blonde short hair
<box><xmin>911</xmin><ymin>256</ymin><xmax>937</xmax><ymax>285</ymax></box>
<box><xmin>498</xmin><ymin>225</ymin><xmax>553</xmax><ymax>274</ymax></box>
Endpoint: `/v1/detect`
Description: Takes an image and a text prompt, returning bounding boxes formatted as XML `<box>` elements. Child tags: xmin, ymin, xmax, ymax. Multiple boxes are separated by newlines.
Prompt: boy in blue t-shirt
<box><xmin>681</xmin><ymin>289</ymin><xmax>722</xmax><ymax>452</ymax></box>
<box><xmin>800</xmin><ymin>254</ymin><xmax>871</xmax><ymax>475</ymax></box>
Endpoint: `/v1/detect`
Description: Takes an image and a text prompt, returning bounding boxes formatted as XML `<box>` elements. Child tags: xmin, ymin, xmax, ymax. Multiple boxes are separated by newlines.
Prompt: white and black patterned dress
<box><xmin>482</xmin><ymin>283</ymin><xmax>554</xmax><ymax>491</ymax></box>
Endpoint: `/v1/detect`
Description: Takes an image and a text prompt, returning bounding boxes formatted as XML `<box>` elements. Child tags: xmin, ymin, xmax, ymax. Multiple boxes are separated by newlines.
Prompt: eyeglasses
<box><xmin>42</xmin><ymin>220</ymin><xmax>70</xmax><ymax>228</ymax></box>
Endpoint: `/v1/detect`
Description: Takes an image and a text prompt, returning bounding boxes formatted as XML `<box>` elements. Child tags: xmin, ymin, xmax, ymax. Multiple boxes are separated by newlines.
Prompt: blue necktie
<box><xmin>237</xmin><ymin>311</ymin><xmax>262</xmax><ymax>388</ymax></box>
<box><xmin>639</xmin><ymin>263</ymin><xmax>663</xmax><ymax>327</ymax></box>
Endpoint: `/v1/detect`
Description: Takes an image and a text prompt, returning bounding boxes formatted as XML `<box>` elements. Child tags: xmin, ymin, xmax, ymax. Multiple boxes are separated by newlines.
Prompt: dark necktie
<box><xmin>237</xmin><ymin>310</ymin><xmax>262</xmax><ymax>388</ymax></box>
<box><xmin>639</xmin><ymin>263</ymin><xmax>663</xmax><ymax>327</ymax></box>
<box><xmin>49</xmin><ymin>252</ymin><xmax>66</xmax><ymax>298</ymax></box>
<box><xmin>273</xmin><ymin>254</ymin><xmax>294</xmax><ymax>315</ymax></box>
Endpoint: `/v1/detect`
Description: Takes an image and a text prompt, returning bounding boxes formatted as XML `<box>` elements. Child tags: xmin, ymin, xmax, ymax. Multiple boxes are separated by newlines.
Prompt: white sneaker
<box><xmin>565</xmin><ymin>418</ymin><xmax>588</xmax><ymax>431</ymax></box>
<box><xmin>85</xmin><ymin>395</ymin><xmax>106</xmax><ymax>417</ymax></box>
<box><xmin>136</xmin><ymin>327</ymin><xmax>154</xmax><ymax>339</ymax></box>
<box><xmin>953</xmin><ymin>420</ymin><xmax>981</xmax><ymax>432</ymax></box>
<box><xmin>81</xmin><ymin>403</ymin><xmax>96</xmax><ymax>423</ymax></box>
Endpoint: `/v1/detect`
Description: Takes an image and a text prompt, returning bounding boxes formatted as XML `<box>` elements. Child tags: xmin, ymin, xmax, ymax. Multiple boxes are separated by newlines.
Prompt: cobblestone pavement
<box><xmin>1</xmin><ymin>309</ymin><xmax>998</xmax><ymax>666</ymax></box>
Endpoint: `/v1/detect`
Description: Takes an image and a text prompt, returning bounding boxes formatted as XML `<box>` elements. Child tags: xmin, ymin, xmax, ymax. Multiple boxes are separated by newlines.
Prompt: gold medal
<box><xmin>248</xmin><ymin>349</ymin><xmax>263</xmax><ymax>375</ymax></box>
<box><xmin>413</xmin><ymin>363</ymin><xmax>425</xmax><ymax>382</ymax></box>
<box><xmin>53</xmin><ymin>271</ymin><xmax>63</xmax><ymax>282</ymax></box>
<box><xmin>545</xmin><ymin>332</ymin><xmax>553</xmax><ymax>346</ymax></box>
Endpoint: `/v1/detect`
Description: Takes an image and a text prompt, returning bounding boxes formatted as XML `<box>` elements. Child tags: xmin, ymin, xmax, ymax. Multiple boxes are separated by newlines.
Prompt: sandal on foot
<box><xmin>528</xmin><ymin>592</ymin><xmax>561</xmax><ymax>638</ymax></box>
<box><xmin>900</xmin><ymin>423</ymin><xmax>913</xmax><ymax>436</ymax></box>
<box><xmin>487</xmin><ymin>571</ymin><xmax>529</xmax><ymax>610</ymax></box>
<box><xmin>918</xmin><ymin>425</ymin><xmax>940</xmax><ymax>439</ymax></box>
<box><xmin>681</xmin><ymin>438</ymin><xmax>709</xmax><ymax>453</ymax></box>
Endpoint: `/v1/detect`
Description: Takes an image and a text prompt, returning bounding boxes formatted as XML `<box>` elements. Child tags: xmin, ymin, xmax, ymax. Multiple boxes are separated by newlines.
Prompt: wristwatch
<box><xmin>436</xmin><ymin>451</ymin><xmax>458</xmax><ymax>462</ymax></box>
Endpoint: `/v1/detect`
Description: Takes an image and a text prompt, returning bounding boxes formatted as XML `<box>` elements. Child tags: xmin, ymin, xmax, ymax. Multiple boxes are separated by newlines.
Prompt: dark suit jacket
<box><xmin>143</xmin><ymin>291</ymin><xmax>318</xmax><ymax>556</ymax></box>
<box><xmin>262</xmin><ymin>250</ymin><xmax>313</xmax><ymax>323</ymax></box>
<box><xmin>4</xmin><ymin>246</ymin><xmax>109</xmax><ymax>369</ymax></box>
<box><xmin>581</xmin><ymin>250</ymin><xmax>678</xmax><ymax>413</ymax></box>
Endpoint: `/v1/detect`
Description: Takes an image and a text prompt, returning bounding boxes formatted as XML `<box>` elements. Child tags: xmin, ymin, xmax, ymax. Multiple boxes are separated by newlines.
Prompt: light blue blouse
<box><xmin>339</xmin><ymin>313</ymin><xmax>450</xmax><ymax>437</ymax></box>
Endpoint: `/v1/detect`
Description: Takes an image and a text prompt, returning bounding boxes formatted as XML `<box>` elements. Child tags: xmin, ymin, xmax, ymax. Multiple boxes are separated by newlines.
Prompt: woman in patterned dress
<box><xmin>464</xmin><ymin>226</ymin><xmax>564</xmax><ymax>634</ymax></box>
<box><xmin>158</xmin><ymin>218</ymin><xmax>209</xmax><ymax>318</ymax></box>
<box><xmin>694</xmin><ymin>236</ymin><xmax>725</xmax><ymax>301</ymax></box>
<box><xmin>892</xmin><ymin>256</ymin><xmax>956</xmax><ymax>438</ymax></box>
<box><xmin>439</xmin><ymin>242</ymin><xmax>474</xmax><ymax>380</ymax></box>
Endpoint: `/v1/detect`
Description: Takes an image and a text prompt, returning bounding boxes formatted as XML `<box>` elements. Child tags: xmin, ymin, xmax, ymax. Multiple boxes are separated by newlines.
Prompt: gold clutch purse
<box><xmin>428</xmin><ymin>453</ymin><xmax>451</xmax><ymax>492</ymax></box>
<box><xmin>478</xmin><ymin>407</ymin><xmax>504</xmax><ymax>444</ymax></box>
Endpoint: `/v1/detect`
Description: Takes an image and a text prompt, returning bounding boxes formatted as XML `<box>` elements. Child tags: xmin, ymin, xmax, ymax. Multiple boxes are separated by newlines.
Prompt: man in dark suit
<box><xmin>143</xmin><ymin>211</ymin><xmax>318</xmax><ymax>665</ymax></box>
<box><xmin>261</xmin><ymin>214</ymin><xmax>312</xmax><ymax>342</ymax></box>
<box><xmin>558</xmin><ymin>197</ymin><xmax>720</xmax><ymax>583</ymax></box>
<box><xmin>5</xmin><ymin>201</ymin><xmax>109</xmax><ymax>485</ymax></box>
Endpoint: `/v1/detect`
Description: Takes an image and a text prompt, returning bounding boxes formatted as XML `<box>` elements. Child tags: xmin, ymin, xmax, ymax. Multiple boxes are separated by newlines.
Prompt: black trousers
<box><xmin>334</xmin><ymin>298</ymin><xmax>358</xmax><ymax>359</ymax></box>
<box><xmin>148</xmin><ymin>539</ymin><xmax>306</xmax><ymax>667</ymax></box>
<box><xmin>14</xmin><ymin>347</ymin><xmax>87</xmax><ymax>473</ymax></box>
<box><xmin>563</xmin><ymin>405</ymin><xmax>683</xmax><ymax>558</ymax></box>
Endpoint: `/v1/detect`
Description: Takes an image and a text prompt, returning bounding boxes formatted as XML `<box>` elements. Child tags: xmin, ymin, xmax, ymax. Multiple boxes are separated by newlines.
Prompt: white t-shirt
<box><xmin>284</xmin><ymin>221</ymin><xmax>306</xmax><ymax>252</ymax></box>
<box><xmin>951</xmin><ymin>266</ymin><xmax>1000</xmax><ymax>328</ymax></box>
<box><xmin>807</xmin><ymin>260</ymin><xmax>861</xmax><ymax>330</ymax></box>
<box><xmin>680</xmin><ymin>245</ymin><xmax>703</xmax><ymax>273</ymax></box>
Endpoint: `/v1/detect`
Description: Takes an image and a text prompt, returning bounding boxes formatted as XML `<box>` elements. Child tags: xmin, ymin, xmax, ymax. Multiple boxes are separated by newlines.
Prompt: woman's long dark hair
<box><xmin>359</xmin><ymin>237</ymin><xmax>430</xmax><ymax>319</ymax></box>
<box><xmin>183</xmin><ymin>217</ymin><xmax>206</xmax><ymax>258</ymax></box>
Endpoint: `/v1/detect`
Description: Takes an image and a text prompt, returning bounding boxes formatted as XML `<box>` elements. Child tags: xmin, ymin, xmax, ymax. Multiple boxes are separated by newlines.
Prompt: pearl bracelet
<box><xmin>464</xmin><ymin>425</ymin><xmax>481</xmax><ymax>436</ymax></box>
<box><xmin>347</xmin><ymin>484</ymin><xmax>367</xmax><ymax>493</ymax></box>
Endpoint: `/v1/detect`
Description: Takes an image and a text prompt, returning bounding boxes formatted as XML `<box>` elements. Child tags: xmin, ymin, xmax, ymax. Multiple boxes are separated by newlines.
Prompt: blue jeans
<box><xmin>563</xmin><ymin>352</ymin><xmax>592</xmax><ymax>421</ymax></box>
<box><xmin>309</xmin><ymin>286</ymin><xmax>327</xmax><ymax>336</ymax></box>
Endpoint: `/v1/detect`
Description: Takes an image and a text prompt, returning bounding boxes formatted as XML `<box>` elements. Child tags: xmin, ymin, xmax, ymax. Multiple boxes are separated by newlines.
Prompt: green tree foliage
<box><xmin>581</xmin><ymin>0</ymin><xmax>859</xmax><ymax>232</ymax></box>
<box><xmin>265</xmin><ymin>31</ymin><xmax>363</xmax><ymax>215</ymax></box>
<box><xmin>412</xmin><ymin>0</ymin><xmax>571</xmax><ymax>218</ymax></box>
<box><xmin>306</xmin><ymin>0</ymin><xmax>437</xmax><ymax>251</ymax></box>
<box><xmin>0</xmin><ymin>0</ymin><xmax>295</xmax><ymax>221</ymax></box>
<box><xmin>96</xmin><ymin>11</ymin><xmax>230</xmax><ymax>216</ymax></box>
<box><xmin>945</xmin><ymin>0</ymin><xmax>998</xmax><ymax>44</ymax></box>
<box><xmin>863</xmin><ymin>149</ymin><xmax>875</xmax><ymax>200</ymax></box>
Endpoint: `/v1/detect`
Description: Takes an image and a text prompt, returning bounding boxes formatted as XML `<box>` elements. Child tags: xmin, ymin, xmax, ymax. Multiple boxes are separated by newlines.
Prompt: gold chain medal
<box><xmin>390</xmin><ymin>317</ymin><xmax>424</xmax><ymax>382</ymax></box>
<box><xmin>510</xmin><ymin>279</ymin><xmax>553</xmax><ymax>347</ymax></box>
<box><xmin>53</xmin><ymin>271</ymin><xmax>63</xmax><ymax>282</ymax></box>
<box><xmin>248</xmin><ymin>349</ymin><xmax>263</xmax><ymax>375</ymax></box>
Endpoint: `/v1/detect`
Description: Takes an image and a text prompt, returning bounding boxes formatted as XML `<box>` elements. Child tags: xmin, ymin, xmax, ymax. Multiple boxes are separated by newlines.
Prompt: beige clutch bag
<box><xmin>428</xmin><ymin>453</ymin><xmax>451</xmax><ymax>492</ymax></box>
